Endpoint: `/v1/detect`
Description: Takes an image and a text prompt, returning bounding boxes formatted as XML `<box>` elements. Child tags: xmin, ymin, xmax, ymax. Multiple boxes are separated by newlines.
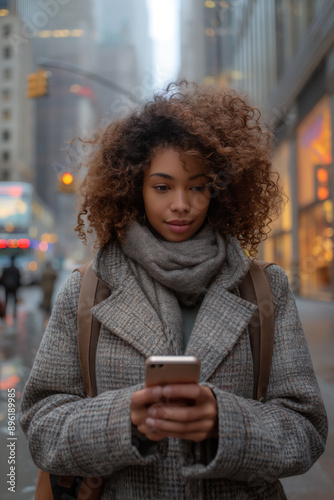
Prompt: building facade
<box><xmin>179</xmin><ymin>0</ymin><xmax>237</xmax><ymax>87</ymax></box>
<box><xmin>179</xmin><ymin>0</ymin><xmax>206</xmax><ymax>83</ymax></box>
<box><xmin>228</xmin><ymin>0</ymin><xmax>334</xmax><ymax>301</ymax></box>
<box><xmin>94</xmin><ymin>0</ymin><xmax>153</xmax><ymax>119</ymax></box>
<box><xmin>0</xmin><ymin>8</ymin><xmax>34</xmax><ymax>183</ymax></box>
<box><xmin>179</xmin><ymin>0</ymin><xmax>334</xmax><ymax>301</ymax></box>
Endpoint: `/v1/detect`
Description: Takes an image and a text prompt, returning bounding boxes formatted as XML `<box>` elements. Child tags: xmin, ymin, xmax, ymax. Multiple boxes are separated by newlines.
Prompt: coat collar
<box><xmin>91</xmin><ymin>235</ymin><xmax>257</xmax><ymax>382</ymax></box>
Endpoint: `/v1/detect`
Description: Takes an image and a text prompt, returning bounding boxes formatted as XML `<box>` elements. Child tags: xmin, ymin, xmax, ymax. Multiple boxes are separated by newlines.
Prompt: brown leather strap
<box><xmin>75</xmin><ymin>262</ymin><xmax>99</xmax><ymax>398</ymax></box>
<box><xmin>35</xmin><ymin>469</ymin><xmax>54</xmax><ymax>499</ymax></box>
<box><xmin>239</xmin><ymin>261</ymin><xmax>275</xmax><ymax>401</ymax></box>
<box><xmin>239</xmin><ymin>270</ymin><xmax>260</xmax><ymax>399</ymax></box>
<box><xmin>74</xmin><ymin>261</ymin><xmax>110</xmax><ymax>398</ymax></box>
<box><xmin>249</xmin><ymin>261</ymin><xmax>275</xmax><ymax>400</ymax></box>
<box><xmin>254</xmin><ymin>260</ymin><xmax>274</xmax><ymax>270</ymax></box>
<box><xmin>89</xmin><ymin>279</ymin><xmax>111</xmax><ymax>396</ymax></box>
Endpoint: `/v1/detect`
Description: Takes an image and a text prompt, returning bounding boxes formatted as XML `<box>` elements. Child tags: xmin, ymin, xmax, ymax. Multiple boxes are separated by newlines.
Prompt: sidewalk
<box><xmin>281</xmin><ymin>297</ymin><xmax>334</xmax><ymax>500</ymax></box>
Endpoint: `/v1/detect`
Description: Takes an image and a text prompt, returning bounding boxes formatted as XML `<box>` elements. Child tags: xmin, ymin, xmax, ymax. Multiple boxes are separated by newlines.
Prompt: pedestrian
<box><xmin>0</xmin><ymin>296</ymin><xmax>5</xmax><ymax>321</ymax></box>
<box><xmin>19</xmin><ymin>81</ymin><xmax>327</xmax><ymax>499</ymax></box>
<box><xmin>1</xmin><ymin>255</ymin><xmax>21</xmax><ymax>319</ymax></box>
<box><xmin>40</xmin><ymin>261</ymin><xmax>57</xmax><ymax>314</ymax></box>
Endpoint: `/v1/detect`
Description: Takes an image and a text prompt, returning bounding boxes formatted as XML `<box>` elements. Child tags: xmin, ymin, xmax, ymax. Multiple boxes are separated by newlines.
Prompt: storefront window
<box><xmin>299</xmin><ymin>201</ymin><xmax>333</xmax><ymax>299</ymax></box>
<box><xmin>264</xmin><ymin>232</ymin><xmax>293</xmax><ymax>282</ymax></box>
<box><xmin>297</xmin><ymin>94</ymin><xmax>332</xmax><ymax>208</ymax></box>
<box><xmin>297</xmin><ymin>94</ymin><xmax>333</xmax><ymax>299</ymax></box>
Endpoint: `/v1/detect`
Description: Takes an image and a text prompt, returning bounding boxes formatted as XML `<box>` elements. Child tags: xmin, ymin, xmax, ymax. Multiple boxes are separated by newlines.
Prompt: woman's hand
<box><xmin>130</xmin><ymin>384</ymin><xmax>218</xmax><ymax>442</ymax></box>
<box><xmin>131</xmin><ymin>386</ymin><xmax>184</xmax><ymax>442</ymax></box>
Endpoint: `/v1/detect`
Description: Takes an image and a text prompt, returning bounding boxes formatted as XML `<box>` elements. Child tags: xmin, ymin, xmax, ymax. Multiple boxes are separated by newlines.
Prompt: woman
<box><xmin>19</xmin><ymin>82</ymin><xmax>327</xmax><ymax>499</ymax></box>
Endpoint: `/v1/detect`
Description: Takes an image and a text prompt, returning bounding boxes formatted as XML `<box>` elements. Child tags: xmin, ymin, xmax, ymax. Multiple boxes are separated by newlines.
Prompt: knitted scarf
<box><xmin>120</xmin><ymin>221</ymin><xmax>226</xmax><ymax>354</ymax></box>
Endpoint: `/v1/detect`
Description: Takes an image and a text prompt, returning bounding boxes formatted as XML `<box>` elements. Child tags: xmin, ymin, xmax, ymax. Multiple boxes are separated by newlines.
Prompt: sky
<box><xmin>146</xmin><ymin>0</ymin><xmax>180</xmax><ymax>87</ymax></box>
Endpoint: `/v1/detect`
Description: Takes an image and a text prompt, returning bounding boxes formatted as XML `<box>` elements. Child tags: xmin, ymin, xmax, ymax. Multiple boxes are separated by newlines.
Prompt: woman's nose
<box><xmin>170</xmin><ymin>189</ymin><xmax>190</xmax><ymax>212</ymax></box>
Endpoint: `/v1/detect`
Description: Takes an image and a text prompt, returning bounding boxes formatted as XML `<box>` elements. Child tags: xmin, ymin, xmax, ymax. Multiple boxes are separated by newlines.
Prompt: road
<box><xmin>0</xmin><ymin>279</ymin><xmax>333</xmax><ymax>499</ymax></box>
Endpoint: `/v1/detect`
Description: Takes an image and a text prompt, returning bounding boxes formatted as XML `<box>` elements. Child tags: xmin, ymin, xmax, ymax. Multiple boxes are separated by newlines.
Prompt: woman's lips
<box><xmin>165</xmin><ymin>221</ymin><xmax>193</xmax><ymax>233</ymax></box>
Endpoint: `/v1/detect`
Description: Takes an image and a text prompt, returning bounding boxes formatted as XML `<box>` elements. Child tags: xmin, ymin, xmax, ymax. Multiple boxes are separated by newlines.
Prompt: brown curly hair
<box><xmin>75</xmin><ymin>81</ymin><xmax>284</xmax><ymax>256</ymax></box>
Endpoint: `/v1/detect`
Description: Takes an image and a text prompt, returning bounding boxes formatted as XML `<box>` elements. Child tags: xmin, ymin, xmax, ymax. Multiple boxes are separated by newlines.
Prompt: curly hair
<box><xmin>75</xmin><ymin>81</ymin><xmax>285</xmax><ymax>256</ymax></box>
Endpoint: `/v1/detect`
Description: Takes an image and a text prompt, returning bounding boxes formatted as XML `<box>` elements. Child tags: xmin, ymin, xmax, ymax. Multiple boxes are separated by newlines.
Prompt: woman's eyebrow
<box><xmin>148</xmin><ymin>173</ymin><xmax>207</xmax><ymax>180</ymax></box>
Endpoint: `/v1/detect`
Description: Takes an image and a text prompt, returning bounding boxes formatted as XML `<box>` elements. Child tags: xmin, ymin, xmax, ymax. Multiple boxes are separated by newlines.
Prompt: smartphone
<box><xmin>145</xmin><ymin>356</ymin><xmax>200</xmax><ymax>387</ymax></box>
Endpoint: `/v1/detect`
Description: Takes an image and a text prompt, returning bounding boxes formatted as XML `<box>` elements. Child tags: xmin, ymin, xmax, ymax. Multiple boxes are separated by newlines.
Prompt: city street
<box><xmin>1</xmin><ymin>0</ymin><xmax>334</xmax><ymax>498</ymax></box>
<box><xmin>0</xmin><ymin>282</ymin><xmax>333</xmax><ymax>499</ymax></box>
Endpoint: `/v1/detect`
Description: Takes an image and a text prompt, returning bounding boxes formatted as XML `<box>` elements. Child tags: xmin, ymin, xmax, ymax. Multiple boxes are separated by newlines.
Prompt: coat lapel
<box><xmin>91</xmin><ymin>273</ymin><xmax>169</xmax><ymax>358</ymax></box>
<box><xmin>184</xmin><ymin>272</ymin><xmax>258</xmax><ymax>382</ymax></box>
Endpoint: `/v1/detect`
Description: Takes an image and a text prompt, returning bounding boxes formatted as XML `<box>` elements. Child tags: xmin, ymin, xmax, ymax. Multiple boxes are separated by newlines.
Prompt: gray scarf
<box><xmin>120</xmin><ymin>221</ymin><xmax>226</xmax><ymax>354</ymax></box>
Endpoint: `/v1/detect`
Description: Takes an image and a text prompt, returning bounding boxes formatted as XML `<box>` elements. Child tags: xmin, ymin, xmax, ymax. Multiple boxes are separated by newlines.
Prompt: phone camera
<box><xmin>150</xmin><ymin>364</ymin><xmax>156</xmax><ymax>368</ymax></box>
<box><xmin>158</xmin><ymin>364</ymin><xmax>163</xmax><ymax>368</ymax></box>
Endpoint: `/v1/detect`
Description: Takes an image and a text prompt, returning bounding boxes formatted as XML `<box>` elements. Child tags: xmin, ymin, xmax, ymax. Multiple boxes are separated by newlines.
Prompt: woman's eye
<box><xmin>154</xmin><ymin>185</ymin><xmax>169</xmax><ymax>192</ymax></box>
<box><xmin>191</xmin><ymin>186</ymin><xmax>205</xmax><ymax>192</ymax></box>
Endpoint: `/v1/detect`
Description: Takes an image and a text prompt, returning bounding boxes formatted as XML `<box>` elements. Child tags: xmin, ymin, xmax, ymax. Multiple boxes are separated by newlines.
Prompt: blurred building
<box><xmin>0</xmin><ymin>2</ymin><xmax>56</xmax><ymax>275</ymax></box>
<box><xmin>94</xmin><ymin>0</ymin><xmax>153</xmax><ymax>119</ymax></box>
<box><xmin>5</xmin><ymin>0</ymin><xmax>98</xmax><ymax>262</ymax></box>
<box><xmin>179</xmin><ymin>0</ymin><xmax>206</xmax><ymax>83</ymax></box>
<box><xmin>180</xmin><ymin>0</ymin><xmax>334</xmax><ymax>301</ymax></box>
<box><xmin>12</xmin><ymin>0</ymin><xmax>96</xmax><ymax>212</ymax></box>
<box><xmin>179</xmin><ymin>0</ymin><xmax>235</xmax><ymax>86</ymax></box>
<box><xmin>0</xmin><ymin>5</ymin><xmax>34</xmax><ymax>183</ymax></box>
<box><xmin>228</xmin><ymin>0</ymin><xmax>334</xmax><ymax>301</ymax></box>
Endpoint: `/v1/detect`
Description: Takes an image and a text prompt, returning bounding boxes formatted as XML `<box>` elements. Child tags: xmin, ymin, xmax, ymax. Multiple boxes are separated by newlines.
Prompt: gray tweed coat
<box><xmin>19</xmin><ymin>237</ymin><xmax>328</xmax><ymax>500</ymax></box>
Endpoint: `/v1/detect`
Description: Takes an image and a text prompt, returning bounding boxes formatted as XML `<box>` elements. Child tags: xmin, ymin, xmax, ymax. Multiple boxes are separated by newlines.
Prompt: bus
<box><xmin>0</xmin><ymin>182</ymin><xmax>56</xmax><ymax>285</ymax></box>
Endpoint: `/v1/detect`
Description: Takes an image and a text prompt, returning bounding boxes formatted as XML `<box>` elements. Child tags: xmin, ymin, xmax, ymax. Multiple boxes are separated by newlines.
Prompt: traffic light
<box><xmin>26</xmin><ymin>70</ymin><xmax>49</xmax><ymax>98</ymax></box>
<box><xmin>315</xmin><ymin>165</ymin><xmax>331</xmax><ymax>201</ymax></box>
<box><xmin>58</xmin><ymin>172</ymin><xmax>76</xmax><ymax>194</ymax></box>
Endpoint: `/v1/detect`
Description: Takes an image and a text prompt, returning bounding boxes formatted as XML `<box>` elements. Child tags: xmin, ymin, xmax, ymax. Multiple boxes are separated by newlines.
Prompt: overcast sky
<box><xmin>147</xmin><ymin>0</ymin><xmax>180</xmax><ymax>87</ymax></box>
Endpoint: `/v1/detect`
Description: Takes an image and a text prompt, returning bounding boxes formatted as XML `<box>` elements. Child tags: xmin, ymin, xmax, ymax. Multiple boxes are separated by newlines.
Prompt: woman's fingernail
<box><xmin>148</xmin><ymin>407</ymin><xmax>157</xmax><ymax>417</ymax></box>
<box><xmin>145</xmin><ymin>418</ymin><xmax>155</xmax><ymax>428</ymax></box>
<box><xmin>151</xmin><ymin>386</ymin><xmax>161</xmax><ymax>398</ymax></box>
<box><xmin>163</xmin><ymin>386</ymin><xmax>172</xmax><ymax>397</ymax></box>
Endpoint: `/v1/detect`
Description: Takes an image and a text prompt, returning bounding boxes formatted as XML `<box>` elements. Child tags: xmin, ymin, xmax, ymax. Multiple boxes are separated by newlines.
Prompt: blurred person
<box><xmin>1</xmin><ymin>256</ymin><xmax>21</xmax><ymax>319</ymax></box>
<box><xmin>19</xmin><ymin>81</ymin><xmax>327</xmax><ymax>499</ymax></box>
<box><xmin>0</xmin><ymin>295</ymin><xmax>5</xmax><ymax>320</ymax></box>
<box><xmin>40</xmin><ymin>261</ymin><xmax>57</xmax><ymax>314</ymax></box>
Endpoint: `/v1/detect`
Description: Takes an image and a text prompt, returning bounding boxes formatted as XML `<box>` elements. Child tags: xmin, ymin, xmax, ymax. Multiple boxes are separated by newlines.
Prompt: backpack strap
<box><xmin>74</xmin><ymin>261</ymin><xmax>111</xmax><ymax>398</ymax></box>
<box><xmin>39</xmin><ymin>263</ymin><xmax>109</xmax><ymax>499</ymax></box>
<box><xmin>239</xmin><ymin>260</ymin><xmax>275</xmax><ymax>401</ymax></box>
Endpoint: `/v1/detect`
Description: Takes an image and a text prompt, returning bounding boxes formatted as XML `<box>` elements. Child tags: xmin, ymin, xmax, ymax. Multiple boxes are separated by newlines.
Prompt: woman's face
<box><xmin>142</xmin><ymin>148</ymin><xmax>211</xmax><ymax>242</ymax></box>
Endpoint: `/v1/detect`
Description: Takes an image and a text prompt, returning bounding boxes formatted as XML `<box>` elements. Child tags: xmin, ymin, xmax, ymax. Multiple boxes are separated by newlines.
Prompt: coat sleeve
<box><xmin>180</xmin><ymin>264</ymin><xmax>328</xmax><ymax>483</ymax></box>
<box><xmin>19</xmin><ymin>272</ymin><xmax>167</xmax><ymax>477</ymax></box>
